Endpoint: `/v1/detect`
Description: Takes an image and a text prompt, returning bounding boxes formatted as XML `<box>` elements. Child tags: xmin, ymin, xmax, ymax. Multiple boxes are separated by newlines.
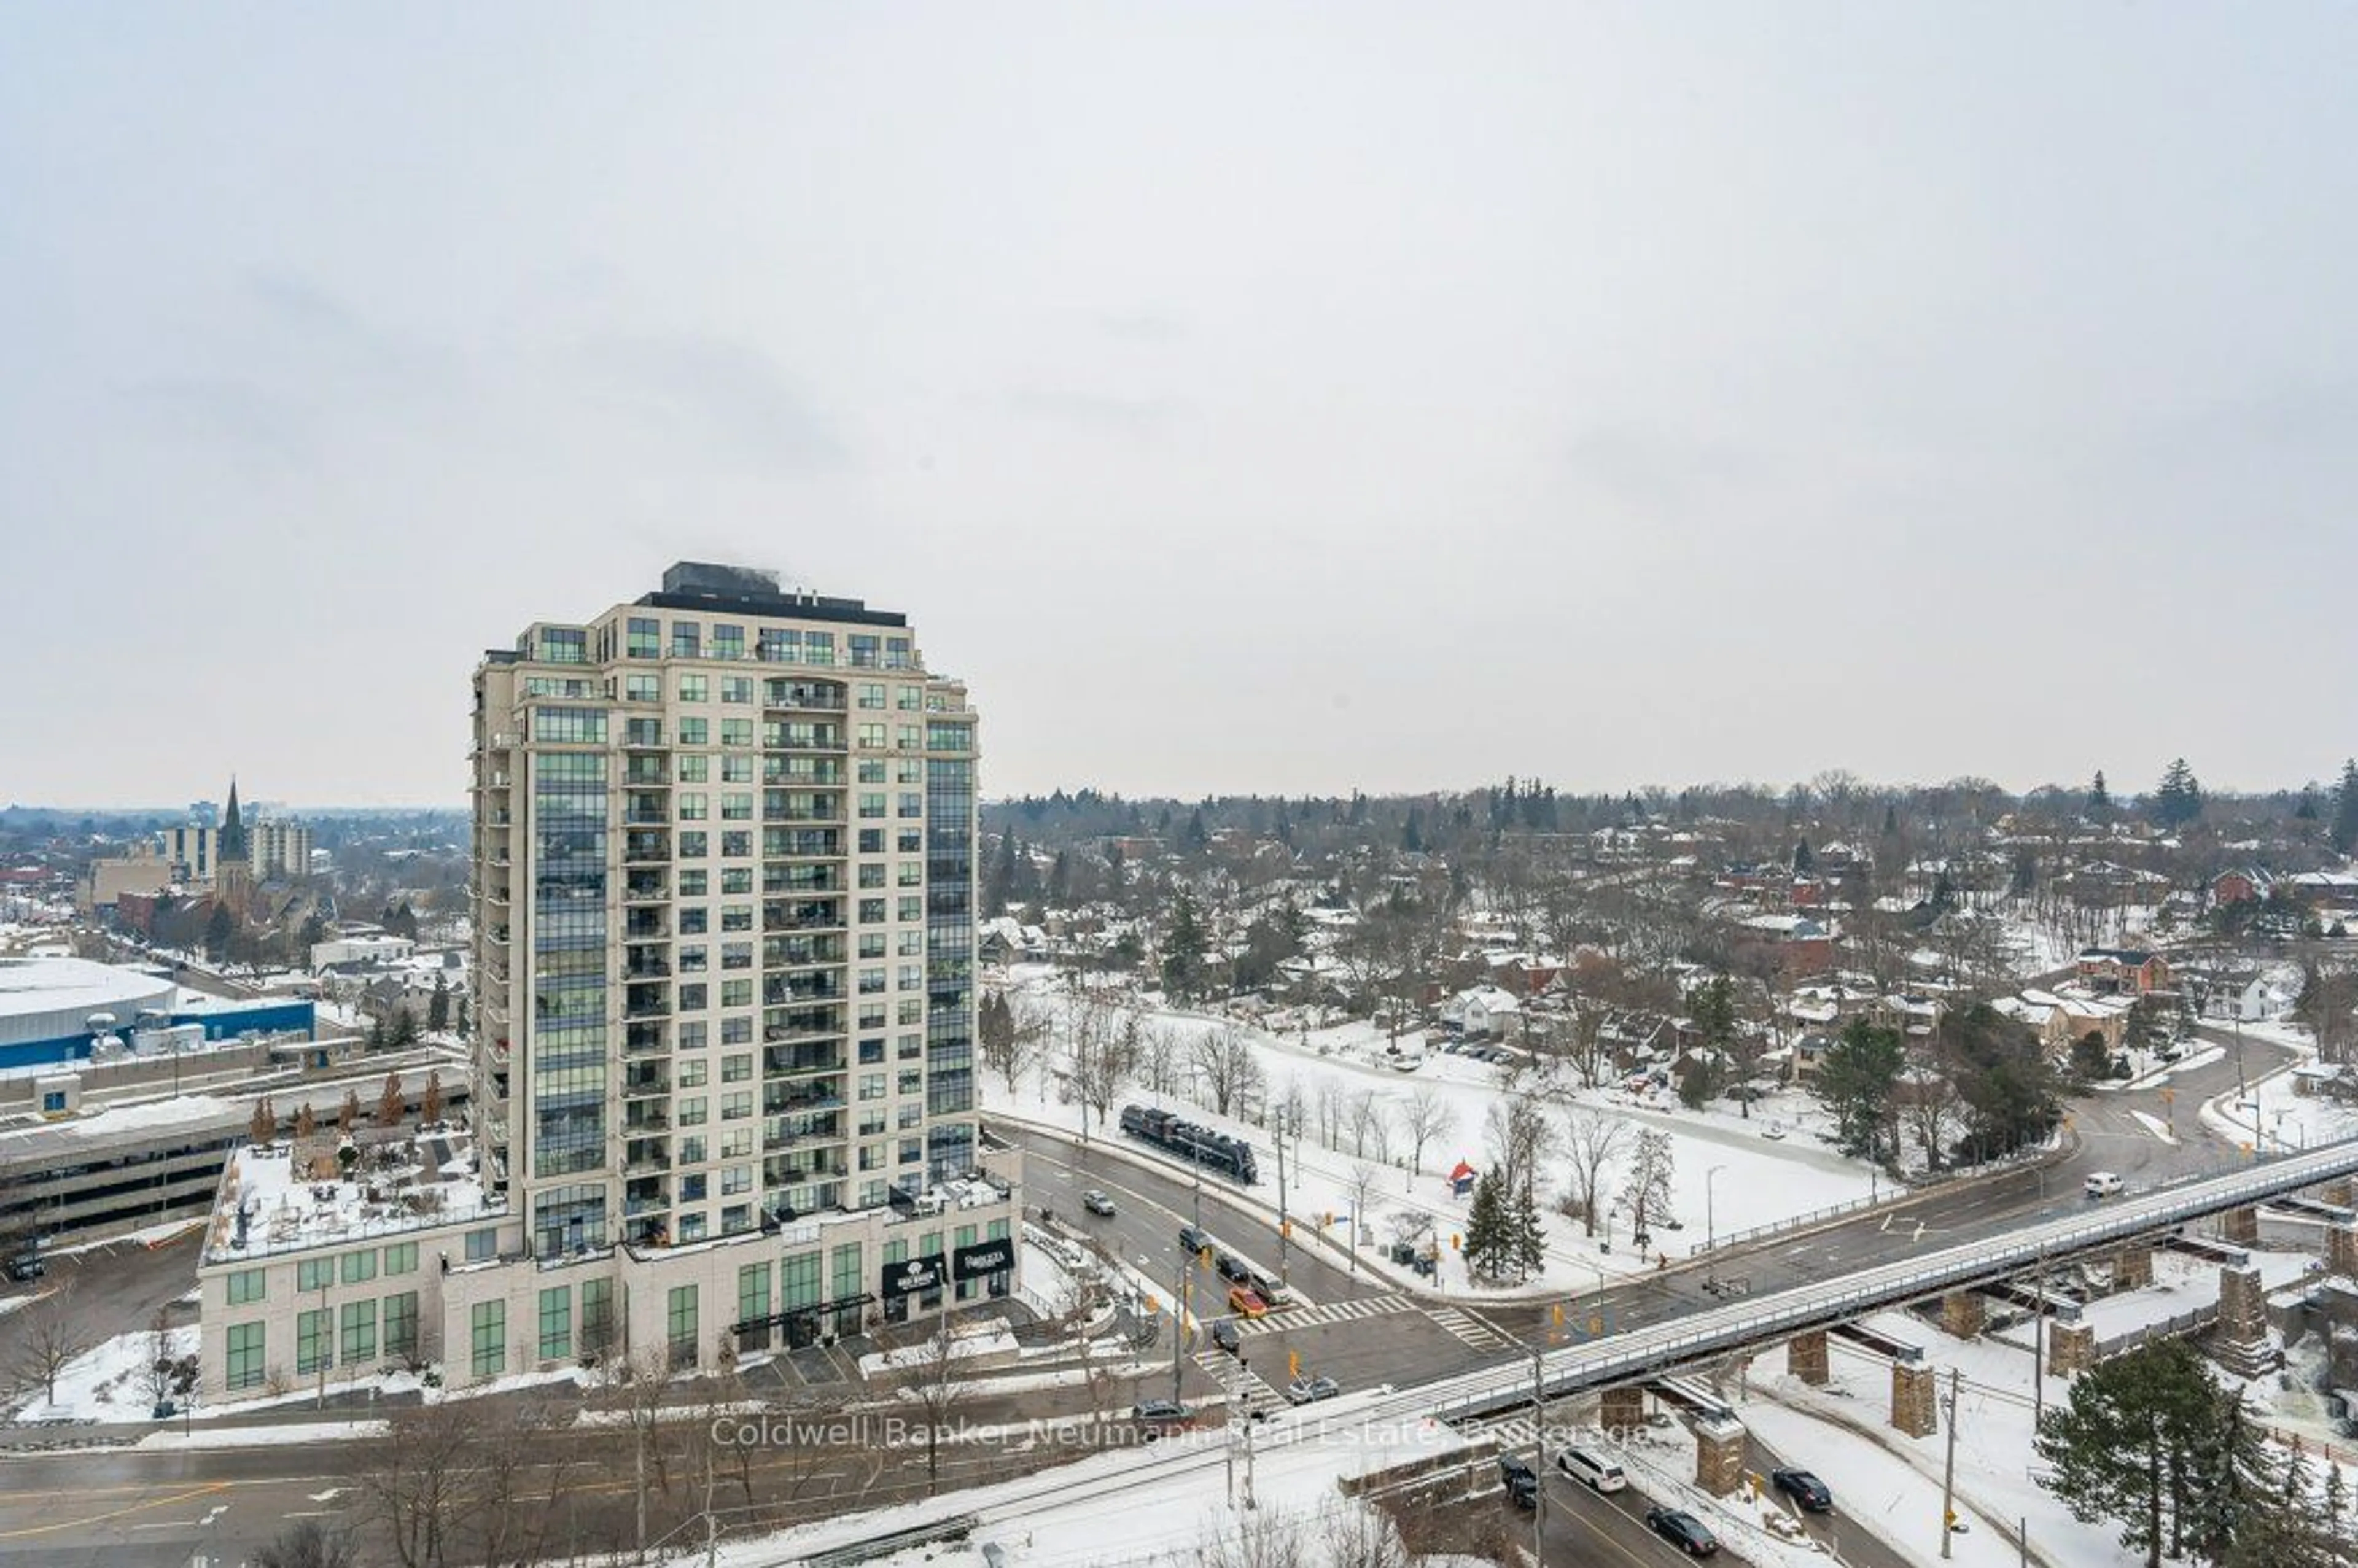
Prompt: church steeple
<box><xmin>219</xmin><ymin>777</ymin><xmax>248</xmax><ymax>862</ymax></box>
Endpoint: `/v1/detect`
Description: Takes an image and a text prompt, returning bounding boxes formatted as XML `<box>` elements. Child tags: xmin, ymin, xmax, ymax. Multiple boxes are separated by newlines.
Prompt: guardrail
<box><xmin>2095</xmin><ymin>1305</ymin><xmax>2217</xmax><ymax>1358</ymax></box>
<box><xmin>802</xmin><ymin>1514</ymin><xmax>979</xmax><ymax>1568</ymax></box>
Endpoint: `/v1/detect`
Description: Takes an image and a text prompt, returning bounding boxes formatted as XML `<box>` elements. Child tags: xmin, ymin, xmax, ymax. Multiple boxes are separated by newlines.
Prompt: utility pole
<box><xmin>1939</xmin><ymin>1367</ymin><xmax>1961</xmax><ymax>1559</ymax></box>
<box><xmin>2031</xmin><ymin>1240</ymin><xmax>2046</xmax><ymax>1427</ymax></box>
<box><xmin>1275</xmin><ymin>1112</ymin><xmax>1291</xmax><ymax>1286</ymax></box>
<box><xmin>1531</xmin><ymin>1343</ymin><xmax>1546</xmax><ymax>1567</ymax></box>
<box><xmin>1171</xmin><ymin>1250</ymin><xmax>1189</xmax><ymax>1407</ymax></box>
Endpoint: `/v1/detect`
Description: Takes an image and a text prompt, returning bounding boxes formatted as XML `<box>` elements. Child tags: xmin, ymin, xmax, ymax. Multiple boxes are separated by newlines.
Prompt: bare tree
<box><xmin>1559</xmin><ymin>1107</ymin><xmax>1629</xmax><ymax>1238</ymax></box>
<box><xmin>893</xmin><ymin>1310</ymin><xmax>976</xmax><ymax>1497</ymax></box>
<box><xmin>1624</xmin><ymin>1128</ymin><xmax>1676</xmax><ymax>1249</ymax></box>
<box><xmin>12</xmin><ymin>1285</ymin><xmax>83</xmax><ymax>1408</ymax></box>
<box><xmin>361</xmin><ymin>1399</ymin><xmax>485</xmax><ymax>1568</ymax></box>
<box><xmin>255</xmin><ymin>1520</ymin><xmax>360</xmax><ymax>1568</ymax></box>
<box><xmin>1190</xmin><ymin>1027</ymin><xmax>1266</xmax><ymax>1121</ymax></box>
<box><xmin>1137</xmin><ymin>1023</ymin><xmax>1185</xmax><ymax>1100</ymax></box>
<box><xmin>1274</xmin><ymin>1076</ymin><xmax>1310</xmax><ymax>1143</ymax></box>
<box><xmin>1313</xmin><ymin>1076</ymin><xmax>1348</xmax><ymax>1150</ymax></box>
<box><xmin>1321</xmin><ymin>1501</ymin><xmax>1412</xmax><ymax>1568</ymax></box>
<box><xmin>1346</xmin><ymin>1088</ymin><xmax>1385</xmax><ymax>1159</ymax></box>
<box><xmin>1900</xmin><ymin>1058</ymin><xmax>1964</xmax><ymax>1171</ymax></box>
<box><xmin>1482</xmin><ymin>1093</ymin><xmax>1557</xmax><ymax>1202</ymax></box>
<box><xmin>1397</xmin><ymin>1084</ymin><xmax>1456</xmax><ymax>1175</ymax></box>
<box><xmin>139</xmin><ymin>1307</ymin><xmax>182</xmax><ymax>1412</ymax></box>
<box><xmin>976</xmin><ymin>988</ymin><xmax>1037</xmax><ymax>1098</ymax></box>
<box><xmin>1193</xmin><ymin>1504</ymin><xmax>1309</xmax><ymax>1568</ymax></box>
<box><xmin>1065</xmin><ymin>993</ymin><xmax>1133</xmax><ymax>1138</ymax></box>
<box><xmin>1343</xmin><ymin>1163</ymin><xmax>1383</xmax><ymax>1275</ymax></box>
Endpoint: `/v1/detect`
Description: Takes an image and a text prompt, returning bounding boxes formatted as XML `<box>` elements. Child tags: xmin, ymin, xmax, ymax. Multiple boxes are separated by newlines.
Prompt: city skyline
<box><xmin>7</xmin><ymin>6</ymin><xmax>2356</xmax><ymax>806</ymax></box>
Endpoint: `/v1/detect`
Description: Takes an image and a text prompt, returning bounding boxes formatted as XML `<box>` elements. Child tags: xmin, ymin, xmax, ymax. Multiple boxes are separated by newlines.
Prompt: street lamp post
<box><xmin>1705</xmin><ymin>1166</ymin><xmax>1727</xmax><ymax>1252</ymax></box>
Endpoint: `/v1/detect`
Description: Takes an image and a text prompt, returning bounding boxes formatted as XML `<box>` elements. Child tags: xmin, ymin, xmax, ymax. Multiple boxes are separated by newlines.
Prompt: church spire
<box><xmin>220</xmin><ymin>777</ymin><xmax>248</xmax><ymax>861</ymax></box>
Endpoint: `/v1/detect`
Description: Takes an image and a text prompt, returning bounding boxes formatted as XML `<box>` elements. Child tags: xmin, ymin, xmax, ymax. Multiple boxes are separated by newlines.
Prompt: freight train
<box><xmin>1117</xmin><ymin>1103</ymin><xmax>1259</xmax><ymax>1183</ymax></box>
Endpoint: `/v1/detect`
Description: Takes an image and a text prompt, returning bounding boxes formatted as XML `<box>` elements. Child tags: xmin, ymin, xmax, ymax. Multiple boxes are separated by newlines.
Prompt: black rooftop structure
<box><xmin>636</xmin><ymin>561</ymin><xmax>908</xmax><ymax>629</ymax></box>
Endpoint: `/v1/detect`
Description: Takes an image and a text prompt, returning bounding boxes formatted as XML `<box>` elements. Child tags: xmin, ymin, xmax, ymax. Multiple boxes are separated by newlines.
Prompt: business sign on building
<box><xmin>952</xmin><ymin>1237</ymin><xmax>1014</xmax><ymax>1281</ymax></box>
<box><xmin>879</xmin><ymin>1252</ymin><xmax>949</xmax><ymax>1300</ymax></box>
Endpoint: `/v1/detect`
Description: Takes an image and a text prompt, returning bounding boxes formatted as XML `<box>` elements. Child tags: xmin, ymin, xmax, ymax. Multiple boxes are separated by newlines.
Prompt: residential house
<box><xmin>2076</xmin><ymin>947</ymin><xmax>2173</xmax><ymax>996</ymax></box>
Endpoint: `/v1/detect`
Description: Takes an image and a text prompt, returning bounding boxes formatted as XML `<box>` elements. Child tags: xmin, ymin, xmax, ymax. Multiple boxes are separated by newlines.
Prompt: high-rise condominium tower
<box><xmin>469</xmin><ymin>562</ymin><xmax>1012</xmax><ymax>1343</ymax></box>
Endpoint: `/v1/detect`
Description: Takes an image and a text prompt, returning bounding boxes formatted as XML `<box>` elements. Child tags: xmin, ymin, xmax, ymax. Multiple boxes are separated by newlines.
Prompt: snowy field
<box><xmin>989</xmin><ymin>969</ymin><xmax>1882</xmax><ymax>1298</ymax></box>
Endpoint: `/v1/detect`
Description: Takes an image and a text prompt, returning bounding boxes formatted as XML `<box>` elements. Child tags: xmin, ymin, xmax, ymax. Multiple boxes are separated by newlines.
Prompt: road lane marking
<box><xmin>0</xmin><ymin>1481</ymin><xmax>232</xmax><ymax>1540</ymax></box>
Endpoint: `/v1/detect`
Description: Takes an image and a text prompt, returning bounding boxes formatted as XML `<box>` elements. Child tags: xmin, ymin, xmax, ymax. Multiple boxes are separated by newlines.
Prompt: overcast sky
<box><xmin>4</xmin><ymin>4</ymin><xmax>2353</xmax><ymax>809</ymax></box>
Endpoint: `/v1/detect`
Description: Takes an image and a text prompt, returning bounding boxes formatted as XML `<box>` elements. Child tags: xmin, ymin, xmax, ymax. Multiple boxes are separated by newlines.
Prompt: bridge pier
<box><xmin>2328</xmin><ymin>1222</ymin><xmax>2358</xmax><ymax>1279</ymax></box>
<box><xmin>1940</xmin><ymin>1292</ymin><xmax>1985</xmax><ymax>1340</ymax></box>
<box><xmin>2112</xmin><ymin>1243</ymin><xmax>2154</xmax><ymax>1290</ymax></box>
<box><xmin>2319</xmin><ymin>1177</ymin><xmax>2354</xmax><ymax>1208</ymax></box>
<box><xmin>1786</xmin><ymin>1330</ymin><xmax>1829</xmax><ymax>1385</ymax></box>
<box><xmin>1600</xmin><ymin>1385</ymin><xmax>1646</xmax><ymax>1438</ymax></box>
<box><xmin>1890</xmin><ymin>1360</ymin><xmax>1937</xmax><ymax>1438</ymax></box>
<box><xmin>2211</xmin><ymin>1263</ymin><xmax>2277</xmax><ymax>1377</ymax></box>
<box><xmin>2219</xmin><ymin>1206</ymin><xmax>2260</xmax><ymax>1246</ymax></box>
<box><xmin>2048</xmin><ymin>1318</ymin><xmax>2095</xmax><ymax>1375</ymax></box>
<box><xmin>1694</xmin><ymin>1415</ymin><xmax>1747</xmax><ymax>1496</ymax></box>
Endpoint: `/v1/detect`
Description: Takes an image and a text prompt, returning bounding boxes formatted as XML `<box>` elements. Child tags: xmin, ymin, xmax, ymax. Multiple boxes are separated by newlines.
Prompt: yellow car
<box><xmin>1228</xmin><ymin>1286</ymin><xmax>1269</xmax><ymax>1319</ymax></box>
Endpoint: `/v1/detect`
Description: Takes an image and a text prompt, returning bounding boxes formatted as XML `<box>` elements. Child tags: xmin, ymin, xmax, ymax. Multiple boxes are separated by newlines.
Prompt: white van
<box><xmin>1557</xmin><ymin>1446</ymin><xmax>1628</xmax><ymax>1492</ymax></box>
<box><xmin>2084</xmin><ymin>1171</ymin><xmax>2125</xmax><ymax>1199</ymax></box>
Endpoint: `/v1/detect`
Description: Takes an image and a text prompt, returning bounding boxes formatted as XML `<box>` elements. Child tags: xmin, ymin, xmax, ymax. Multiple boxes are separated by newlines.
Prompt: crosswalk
<box><xmin>1191</xmin><ymin>1349</ymin><xmax>1284</xmax><ymax>1407</ymax></box>
<box><xmin>1235</xmin><ymin>1292</ymin><xmax>1414</xmax><ymax>1335</ymax></box>
<box><xmin>1425</xmin><ymin>1305</ymin><xmax>1511</xmax><ymax>1350</ymax></box>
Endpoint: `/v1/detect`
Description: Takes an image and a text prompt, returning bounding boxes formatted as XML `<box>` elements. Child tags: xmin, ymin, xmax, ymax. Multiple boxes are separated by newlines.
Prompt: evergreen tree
<box><xmin>1509</xmin><ymin>1182</ymin><xmax>1547</xmax><ymax>1283</ymax></box>
<box><xmin>426</xmin><ymin>972</ymin><xmax>449</xmax><ymax>1032</ymax></box>
<box><xmin>2335</xmin><ymin>759</ymin><xmax>2358</xmax><ymax>856</ymax></box>
<box><xmin>1791</xmin><ymin>836</ymin><xmax>1815</xmax><ymax>875</ymax></box>
<box><xmin>1688</xmin><ymin>977</ymin><xmax>1738</xmax><ymax>1110</ymax></box>
<box><xmin>453</xmin><ymin>995</ymin><xmax>469</xmax><ymax>1034</ymax></box>
<box><xmin>203</xmin><ymin>904</ymin><xmax>235</xmax><ymax>962</ymax></box>
<box><xmin>2150</xmin><ymin>758</ymin><xmax>2204</xmax><ymax>829</ymax></box>
<box><xmin>2087</xmin><ymin>769</ymin><xmax>2112</xmax><ymax>814</ymax></box>
<box><xmin>1462</xmin><ymin>1171</ymin><xmax>1511</xmax><ymax>1281</ymax></box>
<box><xmin>368</xmin><ymin>1014</ymin><xmax>387</xmax><ymax>1049</ymax></box>
<box><xmin>392</xmin><ymin>1008</ymin><xmax>419</xmax><ymax>1047</ymax></box>
<box><xmin>1161</xmin><ymin>892</ymin><xmax>1210</xmax><ymax>1001</ymax></box>
<box><xmin>1815</xmin><ymin>1019</ymin><xmax>1903</xmax><ymax>1159</ymax></box>
<box><xmin>2035</xmin><ymin>1339</ymin><xmax>2221</xmax><ymax>1568</ymax></box>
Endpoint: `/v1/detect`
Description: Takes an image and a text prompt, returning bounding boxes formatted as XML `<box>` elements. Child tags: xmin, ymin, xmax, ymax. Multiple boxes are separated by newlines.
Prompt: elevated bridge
<box><xmin>1430</xmin><ymin>1136</ymin><xmax>2358</xmax><ymax>1422</ymax></box>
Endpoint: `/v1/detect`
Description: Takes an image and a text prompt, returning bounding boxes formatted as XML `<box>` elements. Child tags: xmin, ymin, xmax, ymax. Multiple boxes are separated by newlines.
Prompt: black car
<box><xmin>1178</xmin><ymin>1224</ymin><xmax>1212</xmax><ymax>1255</ymax></box>
<box><xmin>3</xmin><ymin>1254</ymin><xmax>43</xmax><ymax>1283</ymax></box>
<box><xmin>1498</xmin><ymin>1453</ymin><xmax>1539</xmax><ymax>1508</ymax></box>
<box><xmin>1771</xmin><ymin>1468</ymin><xmax>1833</xmax><ymax>1512</ymax></box>
<box><xmin>1130</xmin><ymin>1399</ymin><xmax>1191</xmax><ymax>1426</ymax></box>
<box><xmin>1082</xmin><ymin>1190</ymin><xmax>1116</xmax><ymax>1217</ymax></box>
<box><xmin>1216</xmin><ymin>1252</ymin><xmax>1253</xmax><ymax>1284</ymax></box>
<box><xmin>1644</xmin><ymin>1508</ymin><xmax>1719</xmax><ymax>1558</ymax></box>
<box><xmin>1210</xmin><ymin>1318</ymin><xmax>1241</xmax><ymax>1354</ymax></box>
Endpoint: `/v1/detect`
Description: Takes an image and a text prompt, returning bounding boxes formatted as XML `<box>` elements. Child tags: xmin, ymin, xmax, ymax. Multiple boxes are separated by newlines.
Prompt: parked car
<box><xmin>1644</xmin><ymin>1508</ymin><xmax>1720</xmax><ymax>1557</ymax></box>
<box><xmin>1498</xmin><ymin>1453</ymin><xmax>1539</xmax><ymax>1508</ymax></box>
<box><xmin>1216</xmin><ymin>1251</ymin><xmax>1253</xmax><ymax>1284</ymax></box>
<box><xmin>1227</xmin><ymin>1286</ymin><xmax>1270</xmax><ymax>1319</ymax></box>
<box><xmin>1130</xmin><ymin>1399</ymin><xmax>1191</xmax><ymax>1427</ymax></box>
<box><xmin>1285</xmin><ymin>1375</ymin><xmax>1340</xmax><ymax>1404</ymax></box>
<box><xmin>1178</xmin><ymin>1224</ymin><xmax>1212</xmax><ymax>1254</ymax></box>
<box><xmin>1247</xmin><ymin>1270</ymin><xmax>1292</xmax><ymax>1307</ymax></box>
<box><xmin>1771</xmin><ymin>1468</ymin><xmax>1833</xmax><ymax>1512</ymax></box>
<box><xmin>2084</xmin><ymin>1171</ymin><xmax>2125</xmax><ymax>1199</ymax></box>
<box><xmin>1210</xmin><ymin>1318</ymin><xmax>1241</xmax><ymax>1354</ymax></box>
<box><xmin>1082</xmin><ymin>1190</ymin><xmax>1116</xmax><ymax>1217</ymax></box>
<box><xmin>4</xmin><ymin>1254</ymin><xmax>45</xmax><ymax>1283</ymax></box>
<box><xmin>1557</xmin><ymin>1446</ymin><xmax>1627</xmax><ymax>1492</ymax></box>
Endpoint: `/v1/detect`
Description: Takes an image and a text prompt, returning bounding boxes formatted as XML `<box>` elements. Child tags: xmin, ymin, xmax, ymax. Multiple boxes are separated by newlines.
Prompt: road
<box><xmin>0</xmin><ymin>1042</ymin><xmax>2302</xmax><ymax>1567</ymax></box>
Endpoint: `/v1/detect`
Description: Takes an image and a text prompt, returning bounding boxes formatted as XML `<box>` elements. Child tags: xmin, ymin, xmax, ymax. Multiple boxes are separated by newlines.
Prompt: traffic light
<box><xmin>1281</xmin><ymin>1219</ymin><xmax>1292</xmax><ymax>1238</ymax></box>
<box><xmin>1288</xmin><ymin>1349</ymin><xmax>1301</xmax><ymax>1379</ymax></box>
<box><xmin>1199</xmin><ymin>1246</ymin><xmax>1213</xmax><ymax>1266</ymax></box>
<box><xmin>1551</xmin><ymin>1303</ymin><xmax>1564</xmax><ymax>1327</ymax></box>
<box><xmin>1450</xmin><ymin>1233</ymin><xmax>1461</xmax><ymax>1251</ymax></box>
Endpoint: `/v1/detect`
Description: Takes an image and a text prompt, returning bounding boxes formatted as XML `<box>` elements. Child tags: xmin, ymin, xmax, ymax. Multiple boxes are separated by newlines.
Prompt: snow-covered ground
<box><xmin>9</xmin><ymin>1324</ymin><xmax>198</xmax><ymax>1421</ymax></box>
<box><xmin>990</xmin><ymin>969</ymin><xmax>1881</xmax><ymax>1299</ymax></box>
